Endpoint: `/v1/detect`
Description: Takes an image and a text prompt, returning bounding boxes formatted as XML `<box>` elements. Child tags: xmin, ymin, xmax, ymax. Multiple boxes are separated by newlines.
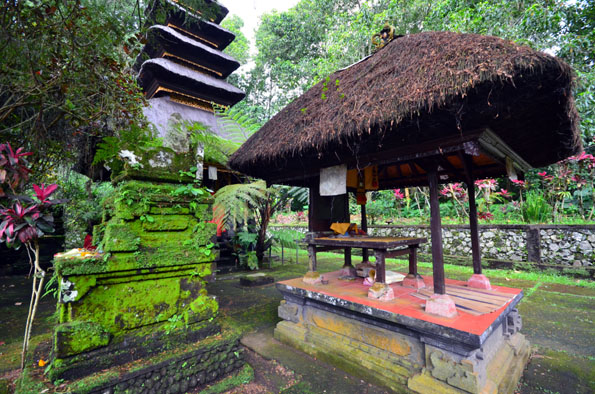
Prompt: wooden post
<box><xmin>374</xmin><ymin>249</ymin><xmax>386</xmax><ymax>284</ymax></box>
<box><xmin>462</xmin><ymin>154</ymin><xmax>482</xmax><ymax>275</ymax></box>
<box><xmin>308</xmin><ymin>245</ymin><xmax>317</xmax><ymax>272</ymax></box>
<box><xmin>344</xmin><ymin>247</ymin><xmax>352</xmax><ymax>267</ymax></box>
<box><xmin>427</xmin><ymin>167</ymin><xmax>446</xmax><ymax>295</ymax></box>
<box><xmin>361</xmin><ymin>204</ymin><xmax>369</xmax><ymax>262</ymax></box>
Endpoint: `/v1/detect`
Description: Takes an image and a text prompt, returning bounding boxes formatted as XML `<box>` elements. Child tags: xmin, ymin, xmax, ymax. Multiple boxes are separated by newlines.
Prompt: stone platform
<box><xmin>274</xmin><ymin>271</ymin><xmax>530</xmax><ymax>393</ymax></box>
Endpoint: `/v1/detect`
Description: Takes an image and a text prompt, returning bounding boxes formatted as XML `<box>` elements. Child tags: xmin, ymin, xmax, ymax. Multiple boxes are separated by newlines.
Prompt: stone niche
<box><xmin>275</xmin><ymin>285</ymin><xmax>530</xmax><ymax>394</ymax></box>
<box><xmin>50</xmin><ymin>146</ymin><xmax>243</xmax><ymax>387</ymax></box>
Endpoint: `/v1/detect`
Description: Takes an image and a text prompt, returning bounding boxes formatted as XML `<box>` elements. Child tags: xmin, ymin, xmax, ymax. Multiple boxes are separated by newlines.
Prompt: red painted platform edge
<box><xmin>278</xmin><ymin>271</ymin><xmax>523</xmax><ymax>336</ymax></box>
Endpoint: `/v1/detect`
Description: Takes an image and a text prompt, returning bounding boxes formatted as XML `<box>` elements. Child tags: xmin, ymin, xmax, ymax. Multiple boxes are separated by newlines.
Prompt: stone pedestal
<box><xmin>403</xmin><ymin>273</ymin><xmax>426</xmax><ymax>289</ymax></box>
<box><xmin>425</xmin><ymin>293</ymin><xmax>458</xmax><ymax>318</ymax></box>
<box><xmin>468</xmin><ymin>274</ymin><xmax>493</xmax><ymax>290</ymax></box>
<box><xmin>275</xmin><ymin>282</ymin><xmax>530</xmax><ymax>394</ymax></box>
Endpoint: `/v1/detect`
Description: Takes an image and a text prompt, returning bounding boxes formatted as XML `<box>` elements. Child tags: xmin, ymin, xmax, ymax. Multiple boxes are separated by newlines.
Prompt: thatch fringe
<box><xmin>230</xmin><ymin>31</ymin><xmax>580</xmax><ymax>174</ymax></box>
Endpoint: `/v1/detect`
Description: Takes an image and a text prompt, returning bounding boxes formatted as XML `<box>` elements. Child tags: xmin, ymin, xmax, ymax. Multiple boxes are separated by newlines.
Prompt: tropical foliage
<box><xmin>0</xmin><ymin>142</ymin><xmax>64</xmax><ymax>370</ymax></box>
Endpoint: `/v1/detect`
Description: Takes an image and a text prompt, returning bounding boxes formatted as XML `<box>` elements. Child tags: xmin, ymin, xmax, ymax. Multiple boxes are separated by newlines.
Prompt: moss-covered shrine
<box><xmin>49</xmin><ymin>143</ymin><xmax>236</xmax><ymax>385</ymax></box>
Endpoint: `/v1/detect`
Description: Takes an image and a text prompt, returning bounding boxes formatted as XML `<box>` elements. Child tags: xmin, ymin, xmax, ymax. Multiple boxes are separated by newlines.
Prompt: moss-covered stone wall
<box><xmin>52</xmin><ymin>168</ymin><xmax>221</xmax><ymax>380</ymax></box>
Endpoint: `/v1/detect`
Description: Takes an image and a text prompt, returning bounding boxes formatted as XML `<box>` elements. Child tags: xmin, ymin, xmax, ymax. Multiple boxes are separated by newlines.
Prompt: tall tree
<box><xmin>0</xmin><ymin>0</ymin><xmax>146</xmax><ymax>176</ymax></box>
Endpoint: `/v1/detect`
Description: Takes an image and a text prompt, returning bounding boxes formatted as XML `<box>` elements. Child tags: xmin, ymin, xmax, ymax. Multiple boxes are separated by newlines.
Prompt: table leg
<box><xmin>374</xmin><ymin>249</ymin><xmax>386</xmax><ymax>284</ymax></box>
<box><xmin>368</xmin><ymin>248</ymin><xmax>394</xmax><ymax>300</ymax></box>
<box><xmin>408</xmin><ymin>245</ymin><xmax>418</xmax><ymax>276</ymax></box>
<box><xmin>403</xmin><ymin>245</ymin><xmax>425</xmax><ymax>289</ymax></box>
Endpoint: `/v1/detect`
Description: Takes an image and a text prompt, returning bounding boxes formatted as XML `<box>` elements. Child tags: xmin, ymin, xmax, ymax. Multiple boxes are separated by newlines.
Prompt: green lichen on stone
<box><xmin>150</xmin><ymin>205</ymin><xmax>191</xmax><ymax>215</ymax></box>
<box><xmin>194</xmin><ymin>203</ymin><xmax>213</xmax><ymax>221</ymax></box>
<box><xmin>185</xmin><ymin>296</ymin><xmax>219</xmax><ymax>325</ymax></box>
<box><xmin>60</xmin><ymin>275</ymin><xmax>211</xmax><ymax>333</ymax></box>
<box><xmin>51</xmin><ymin>175</ymin><xmax>220</xmax><ymax>380</ymax></box>
<box><xmin>103</xmin><ymin>222</ymin><xmax>140</xmax><ymax>252</ymax></box>
<box><xmin>142</xmin><ymin>214</ymin><xmax>191</xmax><ymax>231</ymax></box>
<box><xmin>54</xmin><ymin>321</ymin><xmax>111</xmax><ymax>358</ymax></box>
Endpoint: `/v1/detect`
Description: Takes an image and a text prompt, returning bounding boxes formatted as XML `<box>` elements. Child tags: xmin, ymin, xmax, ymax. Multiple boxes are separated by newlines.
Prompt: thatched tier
<box><xmin>135</xmin><ymin>25</ymin><xmax>240</xmax><ymax>78</ymax></box>
<box><xmin>229</xmin><ymin>31</ymin><xmax>581</xmax><ymax>187</ymax></box>
<box><xmin>139</xmin><ymin>58</ymin><xmax>245</xmax><ymax>107</ymax></box>
<box><xmin>146</xmin><ymin>0</ymin><xmax>234</xmax><ymax>49</ymax></box>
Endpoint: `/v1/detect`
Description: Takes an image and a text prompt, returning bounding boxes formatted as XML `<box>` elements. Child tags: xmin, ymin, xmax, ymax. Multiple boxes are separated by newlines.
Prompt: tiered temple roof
<box><xmin>137</xmin><ymin>0</ymin><xmax>245</xmax><ymax>134</ymax></box>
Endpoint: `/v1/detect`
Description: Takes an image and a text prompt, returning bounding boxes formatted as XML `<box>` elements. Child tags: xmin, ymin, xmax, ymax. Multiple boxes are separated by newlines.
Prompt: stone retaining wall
<box><xmin>271</xmin><ymin>224</ymin><xmax>595</xmax><ymax>266</ymax></box>
<box><xmin>76</xmin><ymin>334</ymin><xmax>244</xmax><ymax>394</ymax></box>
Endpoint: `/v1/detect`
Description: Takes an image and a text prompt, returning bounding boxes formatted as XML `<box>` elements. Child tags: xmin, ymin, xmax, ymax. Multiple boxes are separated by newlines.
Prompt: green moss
<box><xmin>199</xmin><ymin>364</ymin><xmax>254</xmax><ymax>394</ymax></box>
<box><xmin>61</xmin><ymin>275</ymin><xmax>210</xmax><ymax>333</ymax></box>
<box><xmin>194</xmin><ymin>203</ymin><xmax>213</xmax><ymax>221</ymax></box>
<box><xmin>185</xmin><ymin>296</ymin><xmax>219</xmax><ymax>325</ymax></box>
<box><xmin>149</xmin><ymin>205</ymin><xmax>191</xmax><ymax>215</ymax></box>
<box><xmin>142</xmin><ymin>214</ymin><xmax>191</xmax><ymax>231</ymax></box>
<box><xmin>14</xmin><ymin>367</ymin><xmax>46</xmax><ymax>394</ymax></box>
<box><xmin>103</xmin><ymin>223</ymin><xmax>140</xmax><ymax>252</ymax></box>
<box><xmin>54</xmin><ymin>321</ymin><xmax>111</xmax><ymax>358</ymax></box>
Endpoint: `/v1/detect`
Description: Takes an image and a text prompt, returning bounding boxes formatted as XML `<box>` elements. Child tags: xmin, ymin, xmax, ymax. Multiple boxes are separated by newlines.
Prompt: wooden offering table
<box><xmin>306</xmin><ymin>236</ymin><xmax>427</xmax><ymax>293</ymax></box>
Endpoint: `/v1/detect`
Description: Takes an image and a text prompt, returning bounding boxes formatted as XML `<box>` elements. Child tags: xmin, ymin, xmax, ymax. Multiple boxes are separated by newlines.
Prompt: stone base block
<box><xmin>302</xmin><ymin>271</ymin><xmax>322</xmax><ymax>285</ymax></box>
<box><xmin>367</xmin><ymin>283</ymin><xmax>395</xmax><ymax>301</ymax></box>
<box><xmin>275</xmin><ymin>286</ymin><xmax>529</xmax><ymax>394</ymax></box>
<box><xmin>403</xmin><ymin>274</ymin><xmax>426</xmax><ymax>289</ymax></box>
<box><xmin>425</xmin><ymin>294</ymin><xmax>458</xmax><ymax>318</ymax></box>
<box><xmin>339</xmin><ymin>265</ymin><xmax>357</xmax><ymax>277</ymax></box>
<box><xmin>468</xmin><ymin>274</ymin><xmax>492</xmax><ymax>290</ymax></box>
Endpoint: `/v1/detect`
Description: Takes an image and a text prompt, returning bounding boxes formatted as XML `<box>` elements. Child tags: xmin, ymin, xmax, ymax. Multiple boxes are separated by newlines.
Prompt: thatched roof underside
<box><xmin>229</xmin><ymin>31</ymin><xmax>581</xmax><ymax>184</ymax></box>
<box><xmin>139</xmin><ymin>58</ymin><xmax>245</xmax><ymax>106</ymax></box>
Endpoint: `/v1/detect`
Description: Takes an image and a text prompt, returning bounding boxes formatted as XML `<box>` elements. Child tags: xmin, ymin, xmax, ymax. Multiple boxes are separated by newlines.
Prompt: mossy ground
<box><xmin>1</xmin><ymin>247</ymin><xmax>593</xmax><ymax>393</ymax></box>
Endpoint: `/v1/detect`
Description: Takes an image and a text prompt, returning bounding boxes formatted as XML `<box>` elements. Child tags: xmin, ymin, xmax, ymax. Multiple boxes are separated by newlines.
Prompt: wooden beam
<box><xmin>427</xmin><ymin>167</ymin><xmax>446</xmax><ymax>295</ymax></box>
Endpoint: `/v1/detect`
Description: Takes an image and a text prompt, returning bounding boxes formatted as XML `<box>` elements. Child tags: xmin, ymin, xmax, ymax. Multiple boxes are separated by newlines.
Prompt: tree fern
<box><xmin>213</xmin><ymin>103</ymin><xmax>262</xmax><ymax>144</ymax></box>
<box><xmin>213</xmin><ymin>180</ymin><xmax>268</xmax><ymax>229</ymax></box>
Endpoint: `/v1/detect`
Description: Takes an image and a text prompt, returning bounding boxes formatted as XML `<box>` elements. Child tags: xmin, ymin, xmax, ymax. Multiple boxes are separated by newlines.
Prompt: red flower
<box><xmin>537</xmin><ymin>171</ymin><xmax>547</xmax><ymax>177</ymax></box>
<box><xmin>497</xmin><ymin>189</ymin><xmax>511</xmax><ymax>198</ymax></box>
<box><xmin>511</xmin><ymin>179</ymin><xmax>526</xmax><ymax>188</ymax></box>
<box><xmin>393</xmin><ymin>188</ymin><xmax>405</xmax><ymax>200</ymax></box>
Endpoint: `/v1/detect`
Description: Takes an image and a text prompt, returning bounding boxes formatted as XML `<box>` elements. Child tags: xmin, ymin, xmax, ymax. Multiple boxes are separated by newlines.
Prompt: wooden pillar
<box><xmin>462</xmin><ymin>154</ymin><xmax>482</xmax><ymax>275</ymax></box>
<box><xmin>308</xmin><ymin>245</ymin><xmax>317</xmax><ymax>272</ymax></box>
<box><xmin>427</xmin><ymin>168</ymin><xmax>446</xmax><ymax>295</ymax></box>
<box><xmin>361</xmin><ymin>204</ymin><xmax>369</xmax><ymax>261</ymax></box>
<box><xmin>344</xmin><ymin>247</ymin><xmax>352</xmax><ymax>267</ymax></box>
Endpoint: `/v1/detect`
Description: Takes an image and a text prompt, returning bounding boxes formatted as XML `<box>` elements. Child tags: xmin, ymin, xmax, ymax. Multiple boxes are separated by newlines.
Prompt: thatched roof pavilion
<box><xmin>230</xmin><ymin>31</ymin><xmax>581</xmax><ymax>316</ymax></box>
<box><xmin>230</xmin><ymin>31</ymin><xmax>580</xmax><ymax>185</ymax></box>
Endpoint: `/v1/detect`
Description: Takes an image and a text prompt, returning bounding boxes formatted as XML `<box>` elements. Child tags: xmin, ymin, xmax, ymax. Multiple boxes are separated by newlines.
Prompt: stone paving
<box><xmin>1</xmin><ymin>251</ymin><xmax>594</xmax><ymax>393</ymax></box>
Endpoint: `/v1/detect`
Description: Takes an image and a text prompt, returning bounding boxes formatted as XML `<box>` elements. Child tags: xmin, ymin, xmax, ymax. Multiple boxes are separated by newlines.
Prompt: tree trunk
<box><xmin>255</xmin><ymin>201</ymin><xmax>271</xmax><ymax>267</ymax></box>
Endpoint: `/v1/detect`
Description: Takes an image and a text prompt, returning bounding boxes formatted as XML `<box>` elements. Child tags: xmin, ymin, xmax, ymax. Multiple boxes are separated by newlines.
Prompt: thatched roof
<box><xmin>229</xmin><ymin>31</ymin><xmax>581</xmax><ymax>185</ymax></box>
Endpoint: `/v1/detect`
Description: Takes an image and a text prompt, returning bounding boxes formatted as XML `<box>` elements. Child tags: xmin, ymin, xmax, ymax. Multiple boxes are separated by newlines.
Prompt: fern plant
<box><xmin>214</xmin><ymin>181</ymin><xmax>290</xmax><ymax>268</ymax></box>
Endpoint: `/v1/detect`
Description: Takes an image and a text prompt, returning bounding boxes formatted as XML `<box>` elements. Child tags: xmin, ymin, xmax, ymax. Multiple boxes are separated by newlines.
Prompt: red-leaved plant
<box><xmin>0</xmin><ymin>142</ymin><xmax>64</xmax><ymax>370</ymax></box>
